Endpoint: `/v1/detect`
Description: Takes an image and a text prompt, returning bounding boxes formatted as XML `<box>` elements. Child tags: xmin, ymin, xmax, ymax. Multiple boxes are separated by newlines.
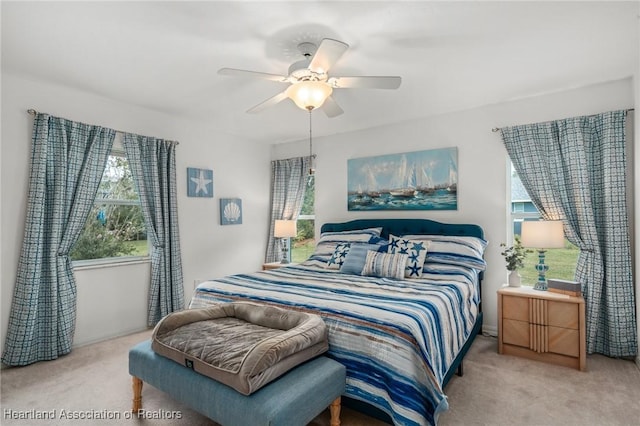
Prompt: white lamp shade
<box><xmin>274</xmin><ymin>220</ymin><xmax>297</xmax><ymax>238</ymax></box>
<box><xmin>520</xmin><ymin>220</ymin><xmax>565</xmax><ymax>249</ymax></box>
<box><xmin>285</xmin><ymin>81</ymin><xmax>333</xmax><ymax>111</ymax></box>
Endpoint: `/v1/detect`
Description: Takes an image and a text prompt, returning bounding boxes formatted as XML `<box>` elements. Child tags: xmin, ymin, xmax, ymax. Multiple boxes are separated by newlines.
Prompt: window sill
<box><xmin>72</xmin><ymin>256</ymin><xmax>151</xmax><ymax>271</ymax></box>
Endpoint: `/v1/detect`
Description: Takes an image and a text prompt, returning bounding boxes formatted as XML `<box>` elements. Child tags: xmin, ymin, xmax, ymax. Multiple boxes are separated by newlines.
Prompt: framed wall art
<box><xmin>187</xmin><ymin>167</ymin><xmax>213</xmax><ymax>198</ymax></box>
<box><xmin>220</xmin><ymin>198</ymin><xmax>242</xmax><ymax>225</ymax></box>
<box><xmin>347</xmin><ymin>147</ymin><xmax>458</xmax><ymax>211</ymax></box>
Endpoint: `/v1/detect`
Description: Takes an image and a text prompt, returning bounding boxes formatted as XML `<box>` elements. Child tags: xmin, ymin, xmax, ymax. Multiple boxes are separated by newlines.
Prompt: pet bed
<box><xmin>151</xmin><ymin>302</ymin><xmax>328</xmax><ymax>395</ymax></box>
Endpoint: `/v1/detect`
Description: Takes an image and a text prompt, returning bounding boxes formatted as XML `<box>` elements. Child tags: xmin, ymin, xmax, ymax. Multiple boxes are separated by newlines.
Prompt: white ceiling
<box><xmin>2</xmin><ymin>1</ymin><xmax>638</xmax><ymax>144</ymax></box>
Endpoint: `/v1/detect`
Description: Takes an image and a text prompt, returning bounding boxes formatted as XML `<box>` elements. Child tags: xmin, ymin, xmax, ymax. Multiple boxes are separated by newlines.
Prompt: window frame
<box><xmin>508</xmin><ymin>161</ymin><xmax>578</xmax><ymax>284</ymax></box>
<box><xmin>71</xmin><ymin>144</ymin><xmax>150</xmax><ymax>268</ymax></box>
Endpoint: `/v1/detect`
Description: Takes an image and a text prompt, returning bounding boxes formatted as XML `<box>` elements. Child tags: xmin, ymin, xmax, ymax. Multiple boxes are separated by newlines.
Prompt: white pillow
<box><xmin>401</xmin><ymin>234</ymin><xmax>488</xmax><ymax>271</ymax></box>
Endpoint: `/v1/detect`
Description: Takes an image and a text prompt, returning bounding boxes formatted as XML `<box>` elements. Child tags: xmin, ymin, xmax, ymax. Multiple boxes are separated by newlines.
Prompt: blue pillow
<box><xmin>340</xmin><ymin>244</ymin><xmax>384</xmax><ymax>275</ymax></box>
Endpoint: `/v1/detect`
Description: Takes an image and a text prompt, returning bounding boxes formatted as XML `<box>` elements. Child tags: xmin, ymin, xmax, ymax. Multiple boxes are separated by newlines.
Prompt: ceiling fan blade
<box><xmin>246</xmin><ymin>90</ymin><xmax>289</xmax><ymax>114</ymax></box>
<box><xmin>330</xmin><ymin>76</ymin><xmax>402</xmax><ymax>90</ymax></box>
<box><xmin>322</xmin><ymin>96</ymin><xmax>344</xmax><ymax>118</ymax></box>
<box><xmin>218</xmin><ymin>68</ymin><xmax>288</xmax><ymax>82</ymax></box>
<box><xmin>308</xmin><ymin>38</ymin><xmax>349</xmax><ymax>74</ymax></box>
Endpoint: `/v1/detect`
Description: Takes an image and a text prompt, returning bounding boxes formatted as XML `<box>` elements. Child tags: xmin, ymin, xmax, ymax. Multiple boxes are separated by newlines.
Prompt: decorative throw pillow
<box><xmin>303</xmin><ymin>227</ymin><xmax>383</xmax><ymax>267</ymax></box>
<box><xmin>339</xmin><ymin>244</ymin><xmax>387</xmax><ymax>275</ymax></box>
<box><xmin>326</xmin><ymin>243</ymin><xmax>351</xmax><ymax>269</ymax></box>
<box><xmin>387</xmin><ymin>235</ymin><xmax>429</xmax><ymax>278</ymax></box>
<box><xmin>368</xmin><ymin>236</ymin><xmax>391</xmax><ymax>253</ymax></box>
<box><xmin>361</xmin><ymin>251</ymin><xmax>408</xmax><ymax>280</ymax></box>
<box><xmin>402</xmin><ymin>234</ymin><xmax>488</xmax><ymax>271</ymax></box>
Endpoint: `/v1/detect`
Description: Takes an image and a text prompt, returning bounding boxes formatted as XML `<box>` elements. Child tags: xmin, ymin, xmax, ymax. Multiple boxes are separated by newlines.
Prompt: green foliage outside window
<box><xmin>291</xmin><ymin>175</ymin><xmax>315</xmax><ymax>263</ymax></box>
<box><xmin>70</xmin><ymin>155</ymin><xmax>148</xmax><ymax>261</ymax></box>
<box><xmin>296</xmin><ymin>175</ymin><xmax>315</xmax><ymax>240</ymax></box>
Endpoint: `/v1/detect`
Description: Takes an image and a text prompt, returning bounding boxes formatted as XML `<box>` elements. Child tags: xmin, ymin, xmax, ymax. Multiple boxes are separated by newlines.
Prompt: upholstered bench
<box><xmin>129</xmin><ymin>340</ymin><xmax>346</xmax><ymax>426</ymax></box>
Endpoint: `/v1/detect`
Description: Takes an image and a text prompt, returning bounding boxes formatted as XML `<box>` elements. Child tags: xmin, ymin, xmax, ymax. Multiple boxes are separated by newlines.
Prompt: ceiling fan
<box><xmin>218</xmin><ymin>38</ymin><xmax>402</xmax><ymax>117</ymax></box>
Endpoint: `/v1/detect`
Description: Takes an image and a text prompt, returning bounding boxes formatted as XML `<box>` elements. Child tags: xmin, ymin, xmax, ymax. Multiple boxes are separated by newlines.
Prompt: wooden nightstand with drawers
<box><xmin>498</xmin><ymin>286</ymin><xmax>586</xmax><ymax>371</ymax></box>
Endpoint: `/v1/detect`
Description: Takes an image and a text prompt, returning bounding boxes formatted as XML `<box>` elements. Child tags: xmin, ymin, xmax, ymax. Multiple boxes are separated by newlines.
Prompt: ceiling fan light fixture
<box><xmin>286</xmin><ymin>81</ymin><xmax>333</xmax><ymax>111</ymax></box>
<box><xmin>220</xmin><ymin>38</ymin><xmax>400</xmax><ymax>117</ymax></box>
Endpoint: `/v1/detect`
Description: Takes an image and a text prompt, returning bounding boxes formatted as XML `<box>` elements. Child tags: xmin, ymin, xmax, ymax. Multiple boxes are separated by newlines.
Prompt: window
<box><xmin>291</xmin><ymin>175</ymin><xmax>315</xmax><ymax>263</ymax></box>
<box><xmin>509</xmin><ymin>164</ymin><xmax>578</xmax><ymax>284</ymax></box>
<box><xmin>70</xmin><ymin>145</ymin><xmax>148</xmax><ymax>263</ymax></box>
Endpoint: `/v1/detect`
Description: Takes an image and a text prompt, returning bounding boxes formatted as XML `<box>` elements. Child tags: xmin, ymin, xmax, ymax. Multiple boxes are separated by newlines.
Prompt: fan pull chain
<box><xmin>308</xmin><ymin>110</ymin><xmax>315</xmax><ymax>175</ymax></box>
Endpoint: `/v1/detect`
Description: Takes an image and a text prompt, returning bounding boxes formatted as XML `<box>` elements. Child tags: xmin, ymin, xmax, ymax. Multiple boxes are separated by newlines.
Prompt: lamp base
<box><xmin>280</xmin><ymin>238</ymin><xmax>290</xmax><ymax>264</ymax></box>
<box><xmin>533</xmin><ymin>249</ymin><xmax>549</xmax><ymax>291</ymax></box>
<box><xmin>533</xmin><ymin>281</ymin><xmax>548</xmax><ymax>291</ymax></box>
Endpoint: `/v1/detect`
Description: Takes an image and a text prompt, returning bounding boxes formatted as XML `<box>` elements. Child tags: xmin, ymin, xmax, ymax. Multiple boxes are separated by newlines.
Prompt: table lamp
<box><xmin>520</xmin><ymin>220</ymin><xmax>565</xmax><ymax>291</ymax></box>
<box><xmin>274</xmin><ymin>220</ymin><xmax>297</xmax><ymax>264</ymax></box>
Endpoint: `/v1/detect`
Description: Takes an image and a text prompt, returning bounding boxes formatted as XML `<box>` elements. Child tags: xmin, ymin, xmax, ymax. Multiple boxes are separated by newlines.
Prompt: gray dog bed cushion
<box><xmin>151</xmin><ymin>302</ymin><xmax>329</xmax><ymax>395</ymax></box>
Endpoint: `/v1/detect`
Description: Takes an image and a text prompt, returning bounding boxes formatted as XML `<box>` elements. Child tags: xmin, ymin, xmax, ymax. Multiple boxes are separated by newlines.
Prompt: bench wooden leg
<box><xmin>132</xmin><ymin>376</ymin><xmax>143</xmax><ymax>414</ymax></box>
<box><xmin>329</xmin><ymin>397</ymin><xmax>341</xmax><ymax>426</ymax></box>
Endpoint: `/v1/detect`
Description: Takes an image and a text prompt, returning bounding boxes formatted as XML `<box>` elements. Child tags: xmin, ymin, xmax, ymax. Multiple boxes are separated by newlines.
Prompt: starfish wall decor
<box><xmin>187</xmin><ymin>167</ymin><xmax>213</xmax><ymax>198</ymax></box>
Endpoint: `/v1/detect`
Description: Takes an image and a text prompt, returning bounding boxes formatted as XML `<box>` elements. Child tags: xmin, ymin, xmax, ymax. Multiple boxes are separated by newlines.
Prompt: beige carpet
<box><xmin>2</xmin><ymin>330</ymin><xmax>639</xmax><ymax>425</ymax></box>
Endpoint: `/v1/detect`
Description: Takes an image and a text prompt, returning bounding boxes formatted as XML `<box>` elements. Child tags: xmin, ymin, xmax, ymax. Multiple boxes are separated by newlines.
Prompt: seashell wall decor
<box><xmin>220</xmin><ymin>198</ymin><xmax>243</xmax><ymax>225</ymax></box>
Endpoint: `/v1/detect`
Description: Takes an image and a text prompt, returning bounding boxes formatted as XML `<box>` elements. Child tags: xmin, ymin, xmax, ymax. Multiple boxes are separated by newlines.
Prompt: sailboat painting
<box><xmin>347</xmin><ymin>148</ymin><xmax>458</xmax><ymax>211</ymax></box>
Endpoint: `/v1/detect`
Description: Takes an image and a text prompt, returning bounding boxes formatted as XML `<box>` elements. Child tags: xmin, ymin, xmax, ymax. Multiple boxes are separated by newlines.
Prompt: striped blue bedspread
<box><xmin>190</xmin><ymin>263</ymin><xmax>480</xmax><ymax>426</ymax></box>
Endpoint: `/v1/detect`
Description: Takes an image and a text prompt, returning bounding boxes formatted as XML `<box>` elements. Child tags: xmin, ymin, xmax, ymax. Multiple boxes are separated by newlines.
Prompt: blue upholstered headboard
<box><xmin>321</xmin><ymin>218</ymin><xmax>486</xmax><ymax>285</ymax></box>
<box><xmin>320</xmin><ymin>218</ymin><xmax>484</xmax><ymax>241</ymax></box>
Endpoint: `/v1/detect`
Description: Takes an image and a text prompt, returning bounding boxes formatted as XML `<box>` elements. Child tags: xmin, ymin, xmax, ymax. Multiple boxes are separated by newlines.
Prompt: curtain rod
<box><xmin>272</xmin><ymin>154</ymin><xmax>317</xmax><ymax>162</ymax></box>
<box><xmin>26</xmin><ymin>109</ymin><xmax>179</xmax><ymax>144</ymax></box>
<box><xmin>491</xmin><ymin>108</ymin><xmax>635</xmax><ymax>133</ymax></box>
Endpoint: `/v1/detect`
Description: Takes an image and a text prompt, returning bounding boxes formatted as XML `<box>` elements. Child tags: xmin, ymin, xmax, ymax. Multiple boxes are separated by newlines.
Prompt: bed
<box><xmin>190</xmin><ymin>219</ymin><xmax>486</xmax><ymax>426</ymax></box>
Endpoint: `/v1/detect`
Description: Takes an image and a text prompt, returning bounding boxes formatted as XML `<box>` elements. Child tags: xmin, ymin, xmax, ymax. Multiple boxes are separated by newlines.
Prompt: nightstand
<box><xmin>262</xmin><ymin>262</ymin><xmax>293</xmax><ymax>271</ymax></box>
<box><xmin>498</xmin><ymin>286</ymin><xmax>586</xmax><ymax>371</ymax></box>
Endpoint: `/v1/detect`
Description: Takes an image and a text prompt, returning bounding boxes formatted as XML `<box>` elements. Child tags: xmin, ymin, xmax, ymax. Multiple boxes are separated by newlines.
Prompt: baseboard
<box><xmin>482</xmin><ymin>325</ymin><xmax>498</xmax><ymax>337</ymax></box>
<box><xmin>1</xmin><ymin>327</ymin><xmax>152</xmax><ymax>370</ymax></box>
<box><xmin>72</xmin><ymin>326</ymin><xmax>151</xmax><ymax>349</ymax></box>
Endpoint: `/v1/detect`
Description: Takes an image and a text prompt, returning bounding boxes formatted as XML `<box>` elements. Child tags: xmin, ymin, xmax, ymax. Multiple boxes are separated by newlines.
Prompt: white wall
<box><xmin>273</xmin><ymin>78</ymin><xmax>635</xmax><ymax>336</ymax></box>
<box><xmin>2</xmin><ymin>72</ymin><xmax>635</xmax><ymax>358</ymax></box>
<box><xmin>635</xmin><ymin>14</ymin><xmax>640</xmax><ymax>366</ymax></box>
<box><xmin>1</xmin><ymin>73</ymin><xmax>271</xmax><ymax>354</ymax></box>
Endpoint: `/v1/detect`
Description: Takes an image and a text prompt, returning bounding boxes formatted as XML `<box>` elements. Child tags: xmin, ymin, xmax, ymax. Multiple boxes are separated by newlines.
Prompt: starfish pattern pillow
<box><xmin>387</xmin><ymin>234</ymin><xmax>429</xmax><ymax>278</ymax></box>
<box><xmin>326</xmin><ymin>243</ymin><xmax>351</xmax><ymax>269</ymax></box>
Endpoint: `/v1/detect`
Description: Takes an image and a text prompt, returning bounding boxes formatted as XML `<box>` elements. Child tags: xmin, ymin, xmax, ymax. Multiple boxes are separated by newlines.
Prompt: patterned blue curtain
<box><xmin>265</xmin><ymin>156</ymin><xmax>312</xmax><ymax>262</ymax></box>
<box><xmin>2</xmin><ymin>114</ymin><xmax>115</xmax><ymax>366</ymax></box>
<box><xmin>123</xmin><ymin>134</ymin><xmax>184</xmax><ymax>326</ymax></box>
<box><xmin>501</xmin><ymin>110</ymin><xmax>636</xmax><ymax>357</ymax></box>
